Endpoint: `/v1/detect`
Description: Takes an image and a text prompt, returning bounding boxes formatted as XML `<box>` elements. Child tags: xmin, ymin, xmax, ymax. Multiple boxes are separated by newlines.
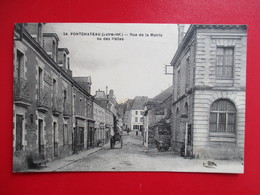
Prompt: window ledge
<box><xmin>209</xmin><ymin>133</ymin><xmax>236</xmax><ymax>138</ymax></box>
<box><xmin>215</xmin><ymin>78</ymin><xmax>234</xmax><ymax>81</ymax></box>
<box><xmin>209</xmin><ymin>133</ymin><xmax>236</xmax><ymax>142</ymax></box>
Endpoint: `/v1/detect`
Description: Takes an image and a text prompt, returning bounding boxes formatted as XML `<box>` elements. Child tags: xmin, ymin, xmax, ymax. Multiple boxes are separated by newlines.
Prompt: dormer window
<box><xmin>52</xmin><ymin>40</ymin><xmax>56</xmax><ymax>61</ymax></box>
<box><xmin>67</xmin><ymin>57</ymin><xmax>70</xmax><ymax>70</ymax></box>
<box><xmin>37</xmin><ymin>23</ymin><xmax>42</xmax><ymax>45</ymax></box>
<box><xmin>63</xmin><ymin>53</ymin><xmax>66</xmax><ymax>68</ymax></box>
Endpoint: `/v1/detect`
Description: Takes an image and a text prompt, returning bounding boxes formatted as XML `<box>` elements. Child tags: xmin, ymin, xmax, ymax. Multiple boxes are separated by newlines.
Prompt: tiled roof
<box><xmin>152</xmin><ymin>86</ymin><xmax>173</xmax><ymax>103</ymax></box>
<box><xmin>131</xmin><ymin>96</ymin><xmax>148</xmax><ymax>110</ymax></box>
<box><xmin>126</xmin><ymin>99</ymin><xmax>134</xmax><ymax>111</ymax></box>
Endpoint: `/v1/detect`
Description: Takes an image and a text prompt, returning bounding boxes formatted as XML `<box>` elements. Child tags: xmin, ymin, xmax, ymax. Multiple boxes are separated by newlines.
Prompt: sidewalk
<box><xmin>27</xmin><ymin>143</ymin><xmax>109</xmax><ymax>172</ymax></box>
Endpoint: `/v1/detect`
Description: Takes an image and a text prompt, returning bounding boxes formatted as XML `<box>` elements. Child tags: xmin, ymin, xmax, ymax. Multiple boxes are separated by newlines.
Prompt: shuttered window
<box><xmin>209</xmin><ymin>99</ymin><xmax>236</xmax><ymax>134</ymax></box>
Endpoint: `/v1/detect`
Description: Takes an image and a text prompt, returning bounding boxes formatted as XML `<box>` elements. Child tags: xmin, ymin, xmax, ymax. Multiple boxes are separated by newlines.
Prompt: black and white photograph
<box><xmin>13</xmin><ymin>23</ymin><xmax>247</xmax><ymax>173</ymax></box>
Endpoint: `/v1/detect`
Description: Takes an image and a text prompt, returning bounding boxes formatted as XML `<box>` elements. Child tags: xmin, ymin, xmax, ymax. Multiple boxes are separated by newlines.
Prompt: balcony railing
<box><xmin>75</xmin><ymin>108</ymin><xmax>86</xmax><ymax>119</ymax></box>
<box><xmin>63</xmin><ymin>102</ymin><xmax>71</xmax><ymax>118</ymax></box>
<box><xmin>14</xmin><ymin>77</ymin><xmax>32</xmax><ymax>107</ymax></box>
<box><xmin>52</xmin><ymin>96</ymin><xmax>62</xmax><ymax>116</ymax></box>
<box><xmin>37</xmin><ymin>89</ymin><xmax>50</xmax><ymax>112</ymax></box>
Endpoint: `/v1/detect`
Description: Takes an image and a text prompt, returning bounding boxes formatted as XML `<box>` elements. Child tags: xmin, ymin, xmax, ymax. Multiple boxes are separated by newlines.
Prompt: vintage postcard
<box><xmin>13</xmin><ymin>23</ymin><xmax>247</xmax><ymax>173</ymax></box>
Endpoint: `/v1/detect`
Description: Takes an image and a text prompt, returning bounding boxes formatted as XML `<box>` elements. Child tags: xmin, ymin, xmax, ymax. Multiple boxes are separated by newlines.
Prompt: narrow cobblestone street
<box><xmin>30</xmin><ymin>131</ymin><xmax>243</xmax><ymax>173</ymax></box>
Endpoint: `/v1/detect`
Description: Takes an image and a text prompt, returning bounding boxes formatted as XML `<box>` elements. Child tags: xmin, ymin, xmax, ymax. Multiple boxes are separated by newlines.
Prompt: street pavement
<box><xmin>29</xmin><ymin>131</ymin><xmax>244</xmax><ymax>173</ymax></box>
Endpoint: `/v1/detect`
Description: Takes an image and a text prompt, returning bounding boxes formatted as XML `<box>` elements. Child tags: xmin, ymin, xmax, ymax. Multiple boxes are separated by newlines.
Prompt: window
<box><xmin>52</xmin><ymin>40</ymin><xmax>56</xmax><ymax>61</ymax></box>
<box><xmin>67</xmin><ymin>57</ymin><xmax>70</xmax><ymax>70</ymax></box>
<box><xmin>185</xmin><ymin>57</ymin><xmax>190</xmax><ymax>89</ymax></box>
<box><xmin>63</xmin><ymin>124</ymin><xmax>68</xmax><ymax>146</ymax></box>
<box><xmin>63</xmin><ymin>90</ymin><xmax>67</xmax><ymax>102</ymax></box>
<box><xmin>177</xmin><ymin>69</ymin><xmax>181</xmax><ymax>97</ymax></box>
<box><xmin>73</xmin><ymin>94</ymin><xmax>76</xmax><ymax>114</ymax></box>
<box><xmin>216</xmin><ymin>47</ymin><xmax>234</xmax><ymax>79</ymax></box>
<box><xmin>135</xmin><ymin>117</ymin><xmax>138</xmax><ymax>122</ymax></box>
<box><xmin>174</xmin><ymin>107</ymin><xmax>180</xmax><ymax>141</ymax></box>
<box><xmin>53</xmin><ymin>79</ymin><xmax>57</xmax><ymax>97</ymax></box>
<box><xmin>140</xmin><ymin>117</ymin><xmax>143</xmax><ymax>122</ymax></box>
<box><xmin>135</xmin><ymin>111</ymin><xmax>138</xmax><ymax>115</ymax></box>
<box><xmin>38</xmin><ymin>67</ymin><xmax>43</xmax><ymax>98</ymax></box>
<box><xmin>209</xmin><ymin>99</ymin><xmax>236</xmax><ymax>134</ymax></box>
<box><xmin>37</xmin><ymin>23</ymin><xmax>42</xmax><ymax>44</ymax></box>
<box><xmin>63</xmin><ymin>53</ymin><xmax>66</xmax><ymax>68</ymax></box>
<box><xmin>16</xmin><ymin>50</ymin><xmax>24</xmax><ymax>78</ymax></box>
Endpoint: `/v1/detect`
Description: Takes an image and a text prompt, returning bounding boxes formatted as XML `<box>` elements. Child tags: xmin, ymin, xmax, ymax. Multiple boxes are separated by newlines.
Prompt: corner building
<box><xmin>171</xmin><ymin>25</ymin><xmax>247</xmax><ymax>159</ymax></box>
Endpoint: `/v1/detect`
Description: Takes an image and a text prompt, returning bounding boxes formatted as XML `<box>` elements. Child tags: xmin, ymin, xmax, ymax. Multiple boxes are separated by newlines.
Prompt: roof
<box><xmin>42</xmin><ymin>33</ymin><xmax>59</xmax><ymax>41</ymax></box>
<box><xmin>144</xmin><ymin>86</ymin><xmax>173</xmax><ymax>113</ymax></box>
<box><xmin>125</xmin><ymin>99</ymin><xmax>134</xmax><ymax>111</ymax></box>
<box><xmin>131</xmin><ymin>96</ymin><xmax>148</xmax><ymax>110</ymax></box>
<box><xmin>58</xmin><ymin>48</ymin><xmax>70</xmax><ymax>54</ymax></box>
<box><xmin>152</xmin><ymin>86</ymin><xmax>173</xmax><ymax>103</ymax></box>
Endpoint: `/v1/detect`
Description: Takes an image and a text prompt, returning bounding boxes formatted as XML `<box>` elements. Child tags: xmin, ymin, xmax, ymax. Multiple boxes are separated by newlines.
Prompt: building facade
<box><xmin>105</xmin><ymin>109</ymin><xmax>114</xmax><ymax>143</ymax></box>
<box><xmin>13</xmin><ymin>23</ymin><xmax>96</xmax><ymax>171</ymax></box>
<box><xmin>93</xmin><ymin>100</ymin><xmax>106</xmax><ymax>145</ymax></box>
<box><xmin>170</xmin><ymin>25</ymin><xmax>247</xmax><ymax>159</ymax></box>
<box><xmin>143</xmin><ymin>86</ymin><xmax>172</xmax><ymax>148</ymax></box>
<box><xmin>124</xmin><ymin>96</ymin><xmax>147</xmax><ymax>131</ymax></box>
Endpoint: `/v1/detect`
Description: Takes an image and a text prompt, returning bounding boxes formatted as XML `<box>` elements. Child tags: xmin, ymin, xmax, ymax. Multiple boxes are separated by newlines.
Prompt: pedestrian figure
<box><xmin>136</xmin><ymin>130</ymin><xmax>138</xmax><ymax>136</ymax></box>
<box><xmin>127</xmin><ymin>128</ymin><xmax>130</xmax><ymax>135</ymax></box>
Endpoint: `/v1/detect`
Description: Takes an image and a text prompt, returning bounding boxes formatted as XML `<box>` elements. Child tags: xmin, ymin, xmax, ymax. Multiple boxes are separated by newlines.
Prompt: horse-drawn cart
<box><xmin>110</xmin><ymin>124</ymin><xmax>123</xmax><ymax>149</ymax></box>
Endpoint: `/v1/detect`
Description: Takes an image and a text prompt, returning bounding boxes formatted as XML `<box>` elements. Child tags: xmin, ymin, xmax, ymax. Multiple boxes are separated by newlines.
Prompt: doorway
<box><xmin>15</xmin><ymin>114</ymin><xmax>23</xmax><ymax>151</ymax></box>
<box><xmin>38</xmin><ymin>119</ymin><xmax>44</xmax><ymax>155</ymax></box>
<box><xmin>53</xmin><ymin>122</ymin><xmax>58</xmax><ymax>157</ymax></box>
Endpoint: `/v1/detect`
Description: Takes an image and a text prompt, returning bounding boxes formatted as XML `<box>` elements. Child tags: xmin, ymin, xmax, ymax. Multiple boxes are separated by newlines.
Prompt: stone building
<box><xmin>170</xmin><ymin>24</ymin><xmax>247</xmax><ymax>159</ymax></box>
<box><xmin>105</xmin><ymin>109</ymin><xmax>114</xmax><ymax>143</ymax></box>
<box><xmin>143</xmin><ymin>86</ymin><xmax>172</xmax><ymax>148</ymax></box>
<box><xmin>94</xmin><ymin>89</ymin><xmax>116</xmax><ymax>143</ymax></box>
<box><xmin>93</xmin><ymin>100</ymin><xmax>106</xmax><ymax>145</ymax></box>
<box><xmin>13</xmin><ymin>23</ymin><xmax>95</xmax><ymax>171</ymax></box>
<box><xmin>123</xmin><ymin>99</ymin><xmax>134</xmax><ymax>130</ymax></box>
<box><xmin>129</xmin><ymin>96</ymin><xmax>148</xmax><ymax>131</ymax></box>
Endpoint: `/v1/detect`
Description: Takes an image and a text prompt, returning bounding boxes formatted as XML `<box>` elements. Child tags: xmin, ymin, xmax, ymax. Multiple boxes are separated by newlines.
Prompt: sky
<box><xmin>44</xmin><ymin>23</ymin><xmax>187</xmax><ymax>103</ymax></box>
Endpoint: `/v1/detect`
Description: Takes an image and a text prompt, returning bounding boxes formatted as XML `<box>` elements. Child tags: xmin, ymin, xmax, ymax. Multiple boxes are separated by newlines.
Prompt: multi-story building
<box><xmin>123</xmin><ymin>99</ymin><xmax>134</xmax><ymax>130</ymax></box>
<box><xmin>170</xmin><ymin>24</ymin><xmax>247</xmax><ymax>159</ymax></box>
<box><xmin>94</xmin><ymin>89</ymin><xmax>116</xmax><ymax>143</ymax></box>
<box><xmin>143</xmin><ymin>86</ymin><xmax>172</xmax><ymax>148</ymax></box>
<box><xmin>93</xmin><ymin>100</ymin><xmax>106</xmax><ymax>145</ymax></box>
<box><xmin>127</xmin><ymin>96</ymin><xmax>148</xmax><ymax>131</ymax></box>
<box><xmin>13</xmin><ymin>23</ymin><xmax>95</xmax><ymax>171</ymax></box>
<box><xmin>72</xmin><ymin>77</ymin><xmax>95</xmax><ymax>150</ymax></box>
<box><xmin>105</xmin><ymin>109</ymin><xmax>114</xmax><ymax>143</ymax></box>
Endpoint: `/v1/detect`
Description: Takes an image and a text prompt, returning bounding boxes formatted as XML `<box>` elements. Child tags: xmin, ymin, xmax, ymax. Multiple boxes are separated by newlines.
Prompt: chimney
<box><xmin>108</xmin><ymin>89</ymin><xmax>114</xmax><ymax>99</ymax></box>
<box><xmin>178</xmin><ymin>24</ymin><xmax>185</xmax><ymax>46</ymax></box>
<box><xmin>73</xmin><ymin>76</ymin><xmax>92</xmax><ymax>94</ymax></box>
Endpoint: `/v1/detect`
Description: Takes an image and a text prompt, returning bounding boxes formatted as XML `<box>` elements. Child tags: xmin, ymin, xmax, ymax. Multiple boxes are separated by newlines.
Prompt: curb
<box><xmin>53</xmin><ymin>146</ymin><xmax>105</xmax><ymax>172</ymax></box>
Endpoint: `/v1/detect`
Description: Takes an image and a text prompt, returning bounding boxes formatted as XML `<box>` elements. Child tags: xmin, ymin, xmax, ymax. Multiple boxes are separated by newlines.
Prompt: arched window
<box><xmin>184</xmin><ymin>102</ymin><xmax>188</xmax><ymax>115</ymax></box>
<box><xmin>209</xmin><ymin>99</ymin><xmax>236</xmax><ymax>134</ymax></box>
